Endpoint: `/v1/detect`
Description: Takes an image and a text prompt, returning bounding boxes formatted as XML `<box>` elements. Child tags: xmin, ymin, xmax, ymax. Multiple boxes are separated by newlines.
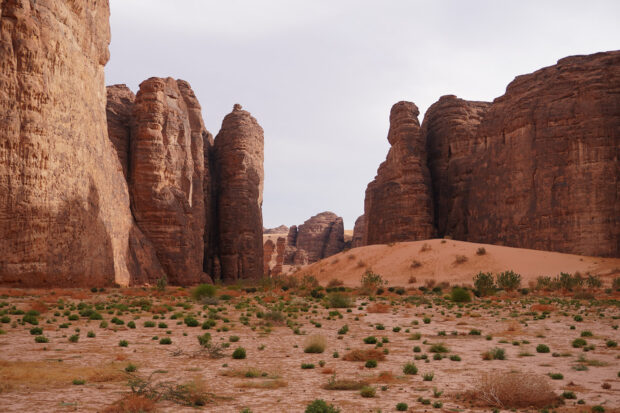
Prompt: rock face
<box><xmin>351</xmin><ymin>215</ymin><xmax>365</xmax><ymax>248</ymax></box>
<box><xmin>130</xmin><ymin>77</ymin><xmax>209</xmax><ymax>285</ymax></box>
<box><xmin>423</xmin><ymin>96</ymin><xmax>491</xmax><ymax>238</ymax></box>
<box><xmin>263</xmin><ymin>237</ymin><xmax>286</xmax><ymax>276</ymax></box>
<box><xmin>362</xmin><ymin>51</ymin><xmax>619</xmax><ymax>257</ymax></box>
<box><xmin>362</xmin><ymin>102</ymin><xmax>435</xmax><ymax>245</ymax></box>
<box><xmin>106</xmin><ymin>84</ymin><xmax>135</xmax><ymax>178</ymax></box>
<box><xmin>263</xmin><ymin>239</ymin><xmax>275</xmax><ymax>276</ymax></box>
<box><xmin>263</xmin><ymin>225</ymin><xmax>289</xmax><ymax>234</ymax></box>
<box><xmin>284</xmin><ymin>212</ymin><xmax>345</xmax><ymax>264</ymax></box>
<box><xmin>214</xmin><ymin>104</ymin><xmax>264</xmax><ymax>280</ymax></box>
<box><xmin>462</xmin><ymin>52</ymin><xmax>620</xmax><ymax>257</ymax></box>
<box><xmin>0</xmin><ymin>0</ymin><xmax>148</xmax><ymax>287</ymax></box>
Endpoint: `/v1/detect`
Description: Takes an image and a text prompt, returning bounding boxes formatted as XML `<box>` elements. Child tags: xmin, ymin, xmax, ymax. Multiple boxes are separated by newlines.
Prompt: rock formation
<box><xmin>263</xmin><ymin>237</ymin><xmax>286</xmax><ymax>276</ymax></box>
<box><xmin>214</xmin><ymin>104</ymin><xmax>264</xmax><ymax>280</ymax></box>
<box><xmin>264</xmin><ymin>225</ymin><xmax>289</xmax><ymax>234</ymax></box>
<box><xmin>263</xmin><ymin>239</ymin><xmax>275</xmax><ymax>276</ymax></box>
<box><xmin>352</xmin><ymin>215</ymin><xmax>365</xmax><ymax>248</ymax></box>
<box><xmin>362</xmin><ymin>51</ymin><xmax>619</xmax><ymax>257</ymax></box>
<box><xmin>0</xmin><ymin>0</ymin><xmax>154</xmax><ymax>287</ymax></box>
<box><xmin>362</xmin><ymin>102</ymin><xmax>435</xmax><ymax>245</ymax></box>
<box><xmin>423</xmin><ymin>96</ymin><xmax>490</xmax><ymax>238</ymax></box>
<box><xmin>284</xmin><ymin>212</ymin><xmax>345</xmax><ymax>264</ymax></box>
<box><xmin>463</xmin><ymin>52</ymin><xmax>619</xmax><ymax>257</ymax></box>
<box><xmin>106</xmin><ymin>84</ymin><xmax>135</xmax><ymax>178</ymax></box>
<box><xmin>130</xmin><ymin>77</ymin><xmax>209</xmax><ymax>285</ymax></box>
<box><xmin>273</xmin><ymin>237</ymin><xmax>286</xmax><ymax>275</ymax></box>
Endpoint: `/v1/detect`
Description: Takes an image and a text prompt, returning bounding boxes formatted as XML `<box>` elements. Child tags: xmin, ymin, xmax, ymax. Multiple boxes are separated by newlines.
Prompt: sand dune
<box><xmin>299</xmin><ymin>238</ymin><xmax>620</xmax><ymax>287</ymax></box>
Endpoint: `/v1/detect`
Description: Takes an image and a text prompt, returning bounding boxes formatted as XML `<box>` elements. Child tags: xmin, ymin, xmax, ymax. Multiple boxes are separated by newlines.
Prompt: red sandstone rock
<box><xmin>423</xmin><ymin>95</ymin><xmax>490</xmax><ymax>238</ymax></box>
<box><xmin>352</xmin><ymin>215</ymin><xmax>365</xmax><ymax>248</ymax></box>
<box><xmin>130</xmin><ymin>77</ymin><xmax>209</xmax><ymax>285</ymax></box>
<box><xmin>463</xmin><ymin>52</ymin><xmax>620</xmax><ymax>257</ymax></box>
<box><xmin>214</xmin><ymin>104</ymin><xmax>264</xmax><ymax>280</ymax></box>
<box><xmin>106</xmin><ymin>84</ymin><xmax>135</xmax><ymax>179</ymax></box>
<box><xmin>363</xmin><ymin>101</ymin><xmax>435</xmax><ymax>245</ymax></box>
<box><xmin>264</xmin><ymin>225</ymin><xmax>289</xmax><ymax>234</ymax></box>
<box><xmin>273</xmin><ymin>237</ymin><xmax>286</xmax><ymax>276</ymax></box>
<box><xmin>0</xmin><ymin>0</ymin><xmax>150</xmax><ymax>287</ymax></box>
<box><xmin>263</xmin><ymin>239</ymin><xmax>275</xmax><ymax>276</ymax></box>
<box><xmin>284</xmin><ymin>212</ymin><xmax>345</xmax><ymax>264</ymax></box>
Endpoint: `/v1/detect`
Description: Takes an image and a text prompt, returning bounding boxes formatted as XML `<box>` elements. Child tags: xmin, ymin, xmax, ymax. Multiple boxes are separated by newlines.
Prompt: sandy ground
<box><xmin>300</xmin><ymin>239</ymin><xmax>620</xmax><ymax>288</ymax></box>
<box><xmin>0</xmin><ymin>284</ymin><xmax>619</xmax><ymax>412</ymax></box>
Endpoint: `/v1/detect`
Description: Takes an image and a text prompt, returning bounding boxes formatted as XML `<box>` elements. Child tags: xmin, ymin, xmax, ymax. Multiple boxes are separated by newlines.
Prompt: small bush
<box><xmin>572</xmin><ymin>338</ymin><xmax>587</xmax><ymax>348</ymax></box>
<box><xmin>72</xmin><ymin>379</ymin><xmax>85</xmax><ymax>385</ymax></box>
<box><xmin>34</xmin><ymin>335</ymin><xmax>48</xmax><ymax>343</ymax></box>
<box><xmin>496</xmin><ymin>270</ymin><xmax>521</xmax><ymax>291</ymax></box>
<box><xmin>327</xmin><ymin>293</ymin><xmax>352</xmax><ymax>308</ymax></box>
<box><xmin>363</xmin><ymin>336</ymin><xmax>377</xmax><ymax>344</ymax></box>
<box><xmin>364</xmin><ymin>360</ymin><xmax>377</xmax><ymax>368</ymax></box>
<box><xmin>305</xmin><ymin>399</ymin><xmax>340</xmax><ymax>413</ymax></box>
<box><xmin>232</xmin><ymin>347</ymin><xmax>246</xmax><ymax>359</ymax></box>
<box><xmin>69</xmin><ymin>334</ymin><xmax>79</xmax><ymax>343</ymax></box>
<box><xmin>396</xmin><ymin>402</ymin><xmax>408</xmax><ymax>411</ymax></box>
<box><xmin>119</xmin><ymin>340</ymin><xmax>129</xmax><ymax>347</ymax></box>
<box><xmin>450</xmin><ymin>287</ymin><xmax>471</xmax><ymax>303</ymax></box>
<box><xmin>125</xmin><ymin>363</ymin><xmax>137</xmax><ymax>372</ymax></box>
<box><xmin>403</xmin><ymin>362</ymin><xmax>418</xmax><ymax>375</ymax></box>
<box><xmin>549</xmin><ymin>373</ymin><xmax>563</xmax><ymax>380</ymax></box>
<box><xmin>536</xmin><ymin>344</ymin><xmax>550</xmax><ymax>353</ymax></box>
<box><xmin>159</xmin><ymin>337</ymin><xmax>171</xmax><ymax>345</ymax></box>
<box><xmin>471</xmin><ymin>372</ymin><xmax>559</xmax><ymax>409</ymax></box>
<box><xmin>454</xmin><ymin>255</ymin><xmax>468</xmax><ymax>264</ymax></box>
<box><xmin>192</xmin><ymin>284</ymin><xmax>217</xmax><ymax>301</ymax></box>
<box><xmin>301</xmin><ymin>363</ymin><xmax>315</xmax><ymax>369</ymax></box>
<box><xmin>360</xmin><ymin>270</ymin><xmax>387</xmax><ymax>294</ymax></box>
<box><xmin>30</xmin><ymin>327</ymin><xmax>43</xmax><ymax>335</ymax></box>
<box><xmin>342</xmin><ymin>348</ymin><xmax>385</xmax><ymax>362</ymax></box>
<box><xmin>476</xmin><ymin>247</ymin><xmax>486</xmax><ymax>255</ymax></box>
<box><xmin>184</xmin><ymin>316</ymin><xmax>199</xmax><ymax>327</ymax></box>
<box><xmin>422</xmin><ymin>372</ymin><xmax>434</xmax><ymax>381</ymax></box>
<box><xmin>473</xmin><ymin>272</ymin><xmax>495</xmax><ymax>296</ymax></box>
<box><xmin>429</xmin><ymin>343</ymin><xmax>449</xmax><ymax>353</ymax></box>
<box><xmin>482</xmin><ymin>348</ymin><xmax>505</xmax><ymax>360</ymax></box>
<box><xmin>144</xmin><ymin>321</ymin><xmax>155</xmax><ymax>328</ymax></box>
<box><xmin>304</xmin><ymin>335</ymin><xmax>326</xmax><ymax>353</ymax></box>
<box><xmin>360</xmin><ymin>386</ymin><xmax>376</xmax><ymax>397</ymax></box>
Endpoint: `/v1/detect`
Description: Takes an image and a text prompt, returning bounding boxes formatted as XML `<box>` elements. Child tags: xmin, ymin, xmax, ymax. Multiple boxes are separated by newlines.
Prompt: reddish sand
<box><xmin>299</xmin><ymin>239</ymin><xmax>620</xmax><ymax>288</ymax></box>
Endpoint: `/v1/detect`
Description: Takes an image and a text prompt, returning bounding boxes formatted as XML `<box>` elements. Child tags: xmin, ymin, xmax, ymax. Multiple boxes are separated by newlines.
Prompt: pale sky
<box><xmin>105</xmin><ymin>0</ymin><xmax>620</xmax><ymax>229</ymax></box>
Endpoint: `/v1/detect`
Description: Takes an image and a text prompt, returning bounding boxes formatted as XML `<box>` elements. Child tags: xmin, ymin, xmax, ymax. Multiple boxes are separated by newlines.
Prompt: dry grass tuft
<box><xmin>237</xmin><ymin>379</ymin><xmax>287</xmax><ymax>389</ymax></box>
<box><xmin>321</xmin><ymin>368</ymin><xmax>335</xmax><ymax>374</ymax></box>
<box><xmin>324</xmin><ymin>375</ymin><xmax>368</xmax><ymax>390</ymax></box>
<box><xmin>327</xmin><ymin>278</ymin><xmax>344</xmax><ymax>288</ymax></box>
<box><xmin>468</xmin><ymin>372</ymin><xmax>560</xmax><ymax>409</ymax></box>
<box><xmin>531</xmin><ymin>304</ymin><xmax>556</xmax><ymax>312</ymax></box>
<box><xmin>102</xmin><ymin>394</ymin><xmax>157</xmax><ymax>413</ymax></box>
<box><xmin>304</xmin><ymin>334</ymin><xmax>327</xmax><ymax>353</ymax></box>
<box><xmin>0</xmin><ymin>360</ymin><xmax>126</xmax><ymax>390</ymax></box>
<box><xmin>366</xmin><ymin>303</ymin><xmax>391</xmax><ymax>313</ymax></box>
<box><xmin>454</xmin><ymin>255</ymin><xmax>468</xmax><ymax>264</ymax></box>
<box><xmin>420</xmin><ymin>243</ymin><xmax>432</xmax><ymax>252</ymax></box>
<box><xmin>342</xmin><ymin>349</ymin><xmax>386</xmax><ymax>362</ymax></box>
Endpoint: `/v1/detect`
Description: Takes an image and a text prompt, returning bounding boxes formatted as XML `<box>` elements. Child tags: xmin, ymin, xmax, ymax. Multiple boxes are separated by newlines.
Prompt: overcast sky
<box><xmin>105</xmin><ymin>0</ymin><xmax>619</xmax><ymax>229</ymax></box>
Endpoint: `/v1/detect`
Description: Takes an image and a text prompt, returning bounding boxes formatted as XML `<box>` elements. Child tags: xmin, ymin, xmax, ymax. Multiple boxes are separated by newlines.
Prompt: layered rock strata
<box><xmin>284</xmin><ymin>212</ymin><xmax>345</xmax><ymax>264</ymax></box>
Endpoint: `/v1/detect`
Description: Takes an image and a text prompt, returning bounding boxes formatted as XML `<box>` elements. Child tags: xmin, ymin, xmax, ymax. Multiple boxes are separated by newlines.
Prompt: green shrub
<box><xmin>360</xmin><ymin>270</ymin><xmax>387</xmax><ymax>293</ymax></box>
<box><xmin>29</xmin><ymin>327</ymin><xmax>43</xmax><ymax>335</ymax></box>
<box><xmin>606</xmin><ymin>340</ymin><xmax>617</xmax><ymax>348</ymax></box>
<box><xmin>449</xmin><ymin>354</ymin><xmax>461</xmax><ymax>361</ymax></box>
<box><xmin>360</xmin><ymin>386</ymin><xmax>376</xmax><ymax>397</ymax></box>
<box><xmin>572</xmin><ymin>338</ymin><xmax>587</xmax><ymax>348</ymax></box>
<box><xmin>301</xmin><ymin>363</ymin><xmax>315</xmax><ymax>369</ymax></box>
<box><xmin>305</xmin><ymin>399</ymin><xmax>340</xmax><ymax>413</ymax></box>
<box><xmin>337</xmin><ymin>325</ymin><xmax>349</xmax><ymax>335</ymax></box>
<box><xmin>396</xmin><ymin>402</ymin><xmax>408</xmax><ymax>411</ymax></box>
<box><xmin>127</xmin><ymin>321</ymin><xmax>136</xmax><ymax>329</ymax></box>
<box><xmin>144</xmin><ymin>321</ymin><xmax>155</xmax><ymax>328</ymax></box>
<box><xmin>72</xmin><ymin>379</ymin><xmax>85</xmax><ymax>385</ymax></box>
<box><xmin>197</xmin><ymin>333</ymin><xmax>211</xmax><ymax>347</ymax></box>
<box><xmin>586</xmin><ymin>274</ymin><xmax>602</xmax><ymax>288</ymax></box>
<box><xmin>562</xmin><ymin>391</ymin><xmax>576</xmax><ymax>399</ymax></box>
<box><xmin>69</xmin><ymin>334</ymin><xmax>79</xmax><ymax>343</ymax></box>
<box><xmin>549</xmin><ymin>373</ymin><xmax>563</xmax><ymax>380</ymax></box>
<box><xmin>429</xmin><ymin>343</ymin><xmax>449</xmax><ymax>353</ymax></box>
<box><xmin>327</xmin><ymin>293</ymin><xmax>353</xmax><ymax>308</ymax></box>
<box><xmin>23</xmin><ymin>314</ymin><xmax>38</xmax><ymax>325</ymax></box>
<box><xmin>232</xmin><ymin>347</ymin><xmax>246</xmax><ymax>359</ymax></box>
<box><xmin>403</xmin><ymin>362</ymin><xmax>418</xmax><ymax>375</ymax></box>
<box><xmin>473</xmin><ymin>272</ymin><xmax>495</xmax><ymax>296</ymax></box>
<box><xmin>125</xmin><ymin>363</ymin><xmax>137</xmax><ymax>372</ymax></box>
<box><xmin>536</xmin><ymin>344</ymin><xmax>550</xmax><ymax>353</ymax></box>
<box><xmin>159</xmin><ymin>337</ymin><xmax>172</xmax><ymax>345</ymax></box>
<box><xmin>365</xmin><ymin>360</ymin><xmax>377</xmax><ymax>368</ymax></box>
<box><xmin>422</xmin><ymin>372</ymin><xmax>434</xmax><ymax>381</ymax></box>
<box><xmin>192</xmin><ymin>284</ymin><xmax>217</xmax><ymax>301</ymax></box>
<box><xmin>482</xmin><ymin>348</ymin><xmax>505</xmax><ymax>360</ymax></box>
<box><xmin>450</xmin><ymin>287</ymin><xmax>471</xmax><ymax>303</ymax></box>
<box><xmin>184</xmin><ymin>316</ymin><xmax>199</xmax><ymax>327</ymax></box>
<box><xmin>496</xmin><ymin>270</ymin><xmax>521</xmax><ymax>291</ymax></box>
<box><xmin>363</xmin><ymin>336</ymin><xmax>377</xmax><ymax>344</ymax></box>
<box><xmin>119</xmin><ymin>339</ymin><xmax>128</xmax><ymax>347</ymax></box>
<box><xmin>87</xmin><ymin>331</ymin><xmax>95</xmax><ymax>338</ymax></box>
<box><xmin>229</xmin><ymin>335</ymin><xmax>240</xmax><ymax>342</ymax></box>
<box><xmin>34</xmin><ymin>335</ymin><xmax>48</xmax><ymax>343</ymax></box>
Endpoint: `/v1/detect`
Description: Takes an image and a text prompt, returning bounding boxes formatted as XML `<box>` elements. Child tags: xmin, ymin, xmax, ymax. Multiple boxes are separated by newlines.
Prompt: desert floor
<box><xmin>1</xmin><ymin>242</ymin><xmax>619</xmax><ymax>412</ymax></box>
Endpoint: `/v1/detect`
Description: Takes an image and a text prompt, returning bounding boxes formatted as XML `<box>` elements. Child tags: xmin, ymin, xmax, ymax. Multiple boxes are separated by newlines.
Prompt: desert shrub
<box><xmin>396</xmin><ymin>402</ymin><xmax>408</xmax><ymax>411</ymax></box>
<box><xmin>450</xmin><ymin>287</ymin><xmax>471</xmax><ymax>302</ymax></box>
<box><xmin>476</xmin><ymin>247</ymin><xmax>486</xmax><ymax>255</ymax></box>
<box><xmin>454</xmin><ymin>255</ymin><xmax>468</xmax><ymax>264</ymax></box>
<box><xmin>555</xmin><ymin>272</ymin><xmax>583</xmax><ymax>290</ymax></box>
<box><xmin>364</xmin><ymin>360</ymin><xmax>377</xmax><ymax>368</ymax></box>
<box><xmin>144</xmin><ymin>321</ymin><xmax>155</xmax><ymax>328</ymax></box>
<box><xmin>305</xmin><ymin>399</ymin><xmax>340</xmax><ymax>413</ymax></box>
<box><xmin>102</xmin><ymin>394</ymin><xmax>156</xmax><ymax>413</ymax></box>
<box><xmin>301</xmin><ymin>363</ymin><xmax>315</xmax><ymax>369</ymax></box>
<box><xmin>125</xmin><ymin>363</ymin><xmax>137</xmax><ymax>373</ymax></box>
<box><xmin>22</xmin><ymin>314</ymin><xmax>38</xmax><ymax>325</ymax></box>
<box><xmin>403</xmin><ymin>362</ymin><xmax>418</xmax><ymax>375</ymax></box>
<box><xmin>360</xmin><ymin>386</ymin><xmax>376</xmax><ymax>397</ymax></box>
<box><xmin>429</xmin><ymin>343</ymin><xmax>449</xmax><ymax>353</ymax></box>
<box><xmin>326</xmin><ymin>293</ymin><xmax>352</xmax><ymax>308</ymax></box>
<box><xmin>229</xmin><ymin>335</ymin><xmax>240</xmax><ymax>343</ymax></box>
<box><xmin>420</xmin><ymin>243</ymin><xmax>432</xmax><ymax>252</ymax></box>
<box><xmin>422</xmin><ymin>372</ymin><xmax>434</xmax><ymax>381</ymax></box>
<box><xmin>536</xmin><ymin>276</ymin><xmax>553</xmax><ymax>290</ymax></box>
<box><xmin>301</xmin><ymin>275</ymin><xmax>320</xmax><ymax>290</ymax></box>
<box><xmin>192</xmin><ymin>284</ymin><xmax>217</xmax><ymax>301</ymax></box>
<box><xmin>304</xmin><ymin>335</ymin><xmax>326</xmax><ymax>353</ymax></box>
<box><xmin>127</xmin><ymin>321</ymin><xmax>136</xmax><ymax>329</ymax></box>
<box><xmin>536</xmin><ymin>344</ymin><xmax>550</xmax><ymax>353</ymax></box>
<box><xmin>572</xmin><ymin>338</ymin><xmax>587</xmax><ymax>348</ymax></box>
<box><xmin>337</xmin><ymin>325</ymin><xmax>349</xmax><ymax>335</ymax></box>
<box><xmin>159</xmin><ymin>337</ymin><xmax>171</xmax><ymax>345</ymax></box>
<box><xmin>119</xmin><ymin>340</ymin><xmax>129</xmax><ymax>347</ymax></box>
<box><xmin>470</xmin><ymin>372</ymin><xmax>560</xmax><ymax>408</ymax></box>
<box><xmin>606</xmin><ymin>340</ymin><xmax>617</xmax><ymax>348</ymax></box>
<box><xmin>363</xmin><ymin>336</ymin><xmax>377</xmax><ymax>344</ymax></box>
<box><xmin>184</xmin><ymin>316</ymin><xmax>199</xmax><ymax>327</ymax></box>
<box><xmin>482</xmin><ymin>348</ymin><xmax>505</xmax><ymax>360</ymax></box>
<box><xmin>327</xmin><ymin>279</ymin><xmax>343</xmax><ymax>288</ymax></box>
<box><xmin>474</xmin><ymin>272</ymin><xmax>495</xmax><ymax>296</ymax></box>
<box><xmin>69</xmin><ymin>334</ymin><xmax>79</xmax><ymax>343</ymax></box>
<box><xmin>360</xmin><ymin>270</ymin><xmax>387</xmax><ymax>294</ymax></box>
<box><xmin>34</xmin><ymin>335</ymin><xmax>48</xmax><ymax>343</ymax></box>
<box><xmin>496</xmin><ymin>270</ymin><xmax>521</xmax><ymax>291</ymax></box>
<box><xmin>29</xmin><ymin>327</ymin><xmax>43</xmax><ymax>335</ymax></box>
<box><xmin>232</xmin><ymin>347</ymin><xmax>246</xmax><ymax>359</ymax></box>
<box><xmin>87</xmin><ymin>331</ymin><xmax>96</xmax><ymax>338</ymax></box>
<box><xmin>586</xmin><ymin>274</ymin><xmax>602</xmax><ymax>288</ymax></box>
<box><xmin>548</xmin><ymin>373</ymin><xmax>563</xmax><ymax>380</ymax></box>
<box><xmin>264</xmin><ymin>310</ymin><xmax>286</xmax><ymax>324</ymax></box>
<box><xmin>155</xmin><ymin>275</ymin><xmax>167</xmax><ymax>292</ymax></box>
<box><xmin>613</xmin><ymin>277</ymin><xmax>620</xmax><ymax>290</ymax></box>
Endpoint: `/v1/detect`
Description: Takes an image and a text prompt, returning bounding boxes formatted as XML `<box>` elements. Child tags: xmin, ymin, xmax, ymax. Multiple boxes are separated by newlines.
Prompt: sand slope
<box><xmin>300</xmin><ymin>238</ymin><xmax>620</xmax><ymax>287</ymax></box>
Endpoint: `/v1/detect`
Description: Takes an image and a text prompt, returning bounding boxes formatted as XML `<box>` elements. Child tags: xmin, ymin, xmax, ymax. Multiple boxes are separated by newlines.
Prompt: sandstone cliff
<box><xmin>362</xmin><ymin>101</ymin><xmax>435</xmax><ymax>245</ymax></box>
<box><xmin>352</xmin><ymin>215</ymin><xmax>365</xmax><ymax>248</ymax></box>
<box><xmin>106</xmin><ymin>84</ymin><xmax>135</xmax><ymax>179</ymax></box>
<box><xmin>0</xmin><ymin>0</ymin><xmax>154</xmax><ymax>287</ymax></box>
<box><xmin>363</xmin><ymin>51</ymin><xmax>619</xmax><ymax>257</ymax></box>
<box><xmin>214</xmin><ymin>104</ymin><xmax>264</xmax><ymax>280</ymax></box>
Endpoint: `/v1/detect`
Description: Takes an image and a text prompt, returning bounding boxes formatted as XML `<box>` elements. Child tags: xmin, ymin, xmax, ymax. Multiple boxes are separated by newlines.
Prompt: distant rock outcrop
<box><xmin>106</xmin><ymin>84</ymin><xmax>136</xmax><ymax>178</ymax></box>
<box><xmin>361</xmin><ymin>51</ymin><xmax>620</xmax><ymax>257</ymax></box>
<box><xmin>215</xmin><ymin>104</ymin><xmax>265</xmax><ymax>280</ymax></box>
<box><xmin>264</xmin><ymin>225</ymin><xmax>289</xmax><ymax>234</ymax></box>
<box><xmin>362</xmin><ymin>101</ymin><xmax>435</xmax><ymax>245</ymax></box>
<box><xmin>263</xmin><ymin>237</ymin><xmax>286</xmax><ymax>276</ymax></box>
<box><xmin>283</xmin><ymin>212</ymin><xmax>345</xmax><ymax>264</ymax></box>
